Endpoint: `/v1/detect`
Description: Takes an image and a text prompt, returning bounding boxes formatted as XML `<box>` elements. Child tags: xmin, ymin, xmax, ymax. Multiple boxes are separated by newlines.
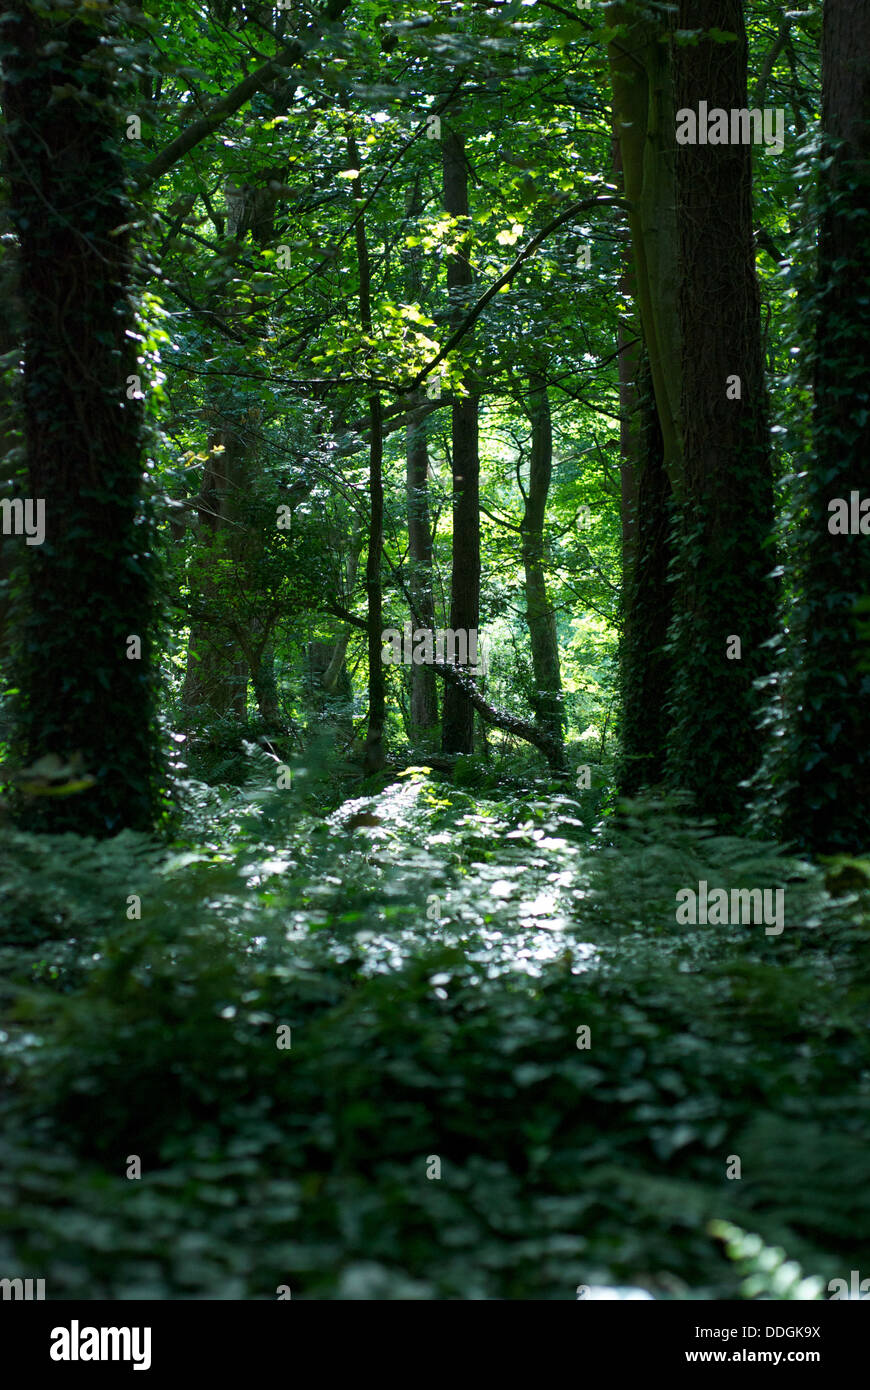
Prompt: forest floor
<box><xmin>1</xmin><ymin>750</ymin><xmax>869</xmax><ymax>1299</ymax></box>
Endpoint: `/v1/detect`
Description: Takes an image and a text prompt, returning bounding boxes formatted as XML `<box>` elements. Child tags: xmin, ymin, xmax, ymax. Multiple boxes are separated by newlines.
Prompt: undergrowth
<box><xmin>0</xmin><ymin>760</ymin><xmax>867</xmax><ymax>1298</ymax></box>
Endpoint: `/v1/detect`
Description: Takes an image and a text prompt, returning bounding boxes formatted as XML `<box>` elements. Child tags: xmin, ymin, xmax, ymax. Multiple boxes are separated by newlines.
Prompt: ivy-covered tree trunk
<box><xmin>521</xmin><ymin>373</ymin><xmax>565</xmax><ymax>764</ymax></box>
<box><xmin>665</xmin><ymin>2</ymin><xmax>777</xmax><ymax>823</ymax></box>
<box><xmin>781</xmin><ymin>0</ymin><xmax>870</xmax><ymax>852</ymax></box>
<box><xmin>612</xmin><ymin>130</ymin><xmax>640</xmax><ymax>587</ymax></box>
<box><xmin>250</xmin><ymin>642</ymin><xmax>281</xmax><ymax>726</ymax></box>
<box><xmin>609</xmin><ymin>112</ymin><xmax>675</xmax><ymax>794</ymax></box>
<box><xmin>608</xmin><ymin>1</ymin><xmax>680</xmax><ymax>794</ymax></box>
<box><xmin>0</xmin><ymin>218</ymin><xmax>23</xmax><ymax>682</ymax></box>
<box><xmin>607</xmin><ymin>0</ymin><xmax>682</xmax><ymax>495</ymax></box>
<box><xmin>618</xmin><ymin>352</ymin><xmax>673</xmax><ymax>794</ymax></box>
<box><xmin>2</xmin><ymin>2</ymin><xmax>160</xmax><ymax>834</ymax></box>
<box><xmin>440</xmin><ymin>113</ymin><xmax>480</xmax><ymax>757</ymax></box>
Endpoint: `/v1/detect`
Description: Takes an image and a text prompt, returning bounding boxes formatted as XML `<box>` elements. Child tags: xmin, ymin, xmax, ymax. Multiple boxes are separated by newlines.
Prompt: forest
<box><xmin>0</xmin><ymin>0</ymin><xmax>868</xmax><ymax>1311</ymax></box>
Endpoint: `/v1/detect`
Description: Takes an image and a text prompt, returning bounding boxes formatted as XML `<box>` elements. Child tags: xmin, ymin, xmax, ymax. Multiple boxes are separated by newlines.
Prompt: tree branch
<box><xmin>402</xmin><ymin>192</ymin><xmax>629</xmax><ymax>393</ymax></box>
<box><xmin>134</xmin><ymin>0</ymin><xmax>352</xmax><ymax>191</ymax></box>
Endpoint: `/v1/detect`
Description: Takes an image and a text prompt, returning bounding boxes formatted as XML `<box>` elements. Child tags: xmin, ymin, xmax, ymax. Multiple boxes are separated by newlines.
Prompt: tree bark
<box><xmin>521</xmin><ymin>373</ymin><xmax>565</xmax><ymax>764</ymax></box>
<box><xmin>781</xmin><ymin>0</ymin><xmax>870</xmax><ymax>851</ymax></box>
<box><xmin>406</xmin><ymin>412</ymin><xmax>440</xmax><ymax>732</ymax></box>
<box><xmin>0</xmin><ymin>215</ymin><xmax>24</xmax><ymax>682</ymax></box>
<box><xmin>322</xmin><ymin>526</ymin><xmax>363</xmax><ymax>697</ymax></box>
<box><xmin>2</xmin><ymin>3</ymin><xmax>160</xmax><ymax>834</ymax></box>
<box><xmin>618</xmin><ymin>351</ymin><xmax>673</xmax><ymax>794</ymax></box>
<box><xmin>440</xmin><ymin>112</ymin><xmax>480</xmax><ymax>756</ymax></box>
<box><xmin>403</xmin><ymin>177</ymin><xmax>439</xmax><ymax>734</ymax></box>
<box><xmin>181</xmin><ymin>417</ymin><xmax>249</xmax><ymax>720</ymax></box>
<box><xmin>666</xmin><ymin>1</ymin><xmax>777</xmax><ymax>822</ymax></box>
<box><xmin>251</xmin><ymin>642</ymin><xmax>282</xmax><ymax>726</ymax></box>
<box><xmin>607</xmin><ymin>1</ymin><xmax>683</xmax><ymax>497</ymax></box>
<box><xmin>609</xmin><ymin>107</ymin><xmax>676</xmax><ymax>794</ymax></box>
<box><xmin>345</xmin><ymin>128</ymin><xmax>386</xmax><ymax>772</ymax></box>
<box><xmin>612</xmin><ymin>132</ymin><xmax>640</xmax><ymax>586</ymax></box>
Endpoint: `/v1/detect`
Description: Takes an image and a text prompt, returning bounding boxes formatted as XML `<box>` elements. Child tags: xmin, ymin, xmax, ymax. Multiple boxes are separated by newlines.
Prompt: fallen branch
<box><xmin>429</xmin><ymin>656</ymin><xmax>564</xmax><ymax>767</ymax></box>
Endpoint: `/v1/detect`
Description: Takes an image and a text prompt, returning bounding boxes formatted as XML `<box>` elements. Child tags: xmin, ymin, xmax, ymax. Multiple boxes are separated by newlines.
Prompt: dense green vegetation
<box><xmin>0</xmin><ymin>0</ymin><xmax>868</xmax><ymax>1301</ymax></box>
<box><xmin>2</xmin><ymin>758</ymin><xmax>869</xmax><ymax>1298</ymax></box>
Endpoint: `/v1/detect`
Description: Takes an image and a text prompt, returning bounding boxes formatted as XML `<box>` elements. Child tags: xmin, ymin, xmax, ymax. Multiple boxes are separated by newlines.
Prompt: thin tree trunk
<box><xmin>441</xmin><ymin>111</ymin><xmax>480</xmax><ymax>756</ymax></box>
<box><xmin>521</xmin><ymin>373</ymin><xmax>565</xmax><ymax>764</ymax></box>
<box><xmin>322</xmin><ymin>525</ymin><xmax>363</xmax><ymax>694</ymax></box>
<box><xmin>346</xmin><ymin>127</ymin><xmax>386</xmax><ymax>772</ymax></box>
<box><xmin>251</xmin><ymin>645</ymin><xmax>281</xmax><ymax>726</ymax></box>
<box><xmin>182</xmin><ymin>419</ymin><xmax>249</xmax><ymax>720</ymax></box>
<box><xmin>406</xmin><ymin>411</ymin><xmax>439</xmax><ymax>732</ymax></box>
<box><xmin>403</xmin><ymin>177</ymin><xmax>439</xmax><ymax>733</ymax></box>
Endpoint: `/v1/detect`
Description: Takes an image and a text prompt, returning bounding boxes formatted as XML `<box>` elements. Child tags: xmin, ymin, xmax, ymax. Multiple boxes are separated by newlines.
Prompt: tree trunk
<box><xmin>666</xmin><ymin>1</ymin><xmax>776</xmax><ymax>823</ymax></box>
<box><xmin>0</xmin><ymin>216</ymin><xmax>24</xmax><ymax>683</ymax></box>
<box><xmin>609</xmin><ymin>104</ymin><xmax>675</xmax><ymax>793</ymax></box>
<box><xmin>406</xmin><ymin>411</ymin><xmax>439</xmax><ymax>732</ymax></box>
<box><xmin>2</xmin><ymin>3</ymin><xmax>160</xmax><ymax>834</ymax></box>
<box><xmin>611</xmin><ymin>131</ymin><xmax>641</xmax><ymax>587</ymax></box>
<box><xmin>618</xmin><ymin>352</ymin><xmax>674</xmax><ymax>793</ymax></box>
<box><xmin>322</xmin><ymin>525</ymin><xmax>363</xmax><ymax>697</ymax></box>
<box><xmin>250</xmin><ymin>642</ymin><xmax>281</xmax><ymax>726</ymax></box>
<box><xmin>440</xmin><ymin>112</ymin><xmax>480</xmax><ymax>756</ymax></box>
<box><xmin>180</xmin><ymin>167</ymin><xmax>283</xmax><ymax>726</ymax></box>
<box><xmin>607</xmin><ymin>1</ymin><xmax>683</xmax><ymax>496</ymax></box>
<box><xmin>346</xmin><ymin>128</ymin><xmax>386</xmax><ymax>772</ymax></box>
<box><xmin>181</xmin><ymin>418</ymin><xmax>249</xmax><ymax>720</ymax></box>
<box><xmin>781</xmin><ymin>0</ymin><xmax>870</xmax><ymax>851</ymax></box>
<box><xmin>521</xmin><ymin>373</ymin><xmax>565</xmax><ymax>764</ymax></box>
<box><xmin>403</xmin><ymin>177</ymin><xmax>439</xmax><ymax>734</ymax></box>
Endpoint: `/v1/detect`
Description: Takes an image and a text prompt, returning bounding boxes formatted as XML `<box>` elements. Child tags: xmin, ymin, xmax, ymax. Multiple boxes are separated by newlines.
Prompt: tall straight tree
<box><xmin>619</xmin><ymin>353</ymin><xmax>673</xmax><ymax>794</ymax></box>
<box><xmin>403</xmin><ymin>177</ymin><xmax>438</xmax><ymax>735</ymax></box>
<box><xmin>607</xmin><ymin>0</ymin><xmax>682</xmax><ymax>494</ymax></box>
<box><xmin>780</xmin><ymin>0</ymin><xmax>870</xmax><ymax>851</ymax></box>
<box><xmin>607</xmin><ymin>1</ymin><xmax>680</xmax><ymax>791</ymax></box>
<box><xmin>346</xmin><ymin>124</ymin><xmax>386</xmax><ymax>773</ymax></box>
<box><xmin>180</xmin><ymin>409</ymin><xmax>250</xmax><ymax>721</ymax></box>
<box><xmin>2</xmin><ymin>2</ymin><xmax>160</xmax><ymax>834</ymax></box>
<box><xmin>440</xmin><ymin>109</ymin><xmax>480</xmax><ymax>757</ymax></box>
<box><xmin>521</xmin><ymin>371</ymin><xmax>565</xmax><ymax>764</ymax></box>
<box><xmin>666</xmin><ymin>3</ymin><xmax>776</xmax><ymax>822</ymax></box>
